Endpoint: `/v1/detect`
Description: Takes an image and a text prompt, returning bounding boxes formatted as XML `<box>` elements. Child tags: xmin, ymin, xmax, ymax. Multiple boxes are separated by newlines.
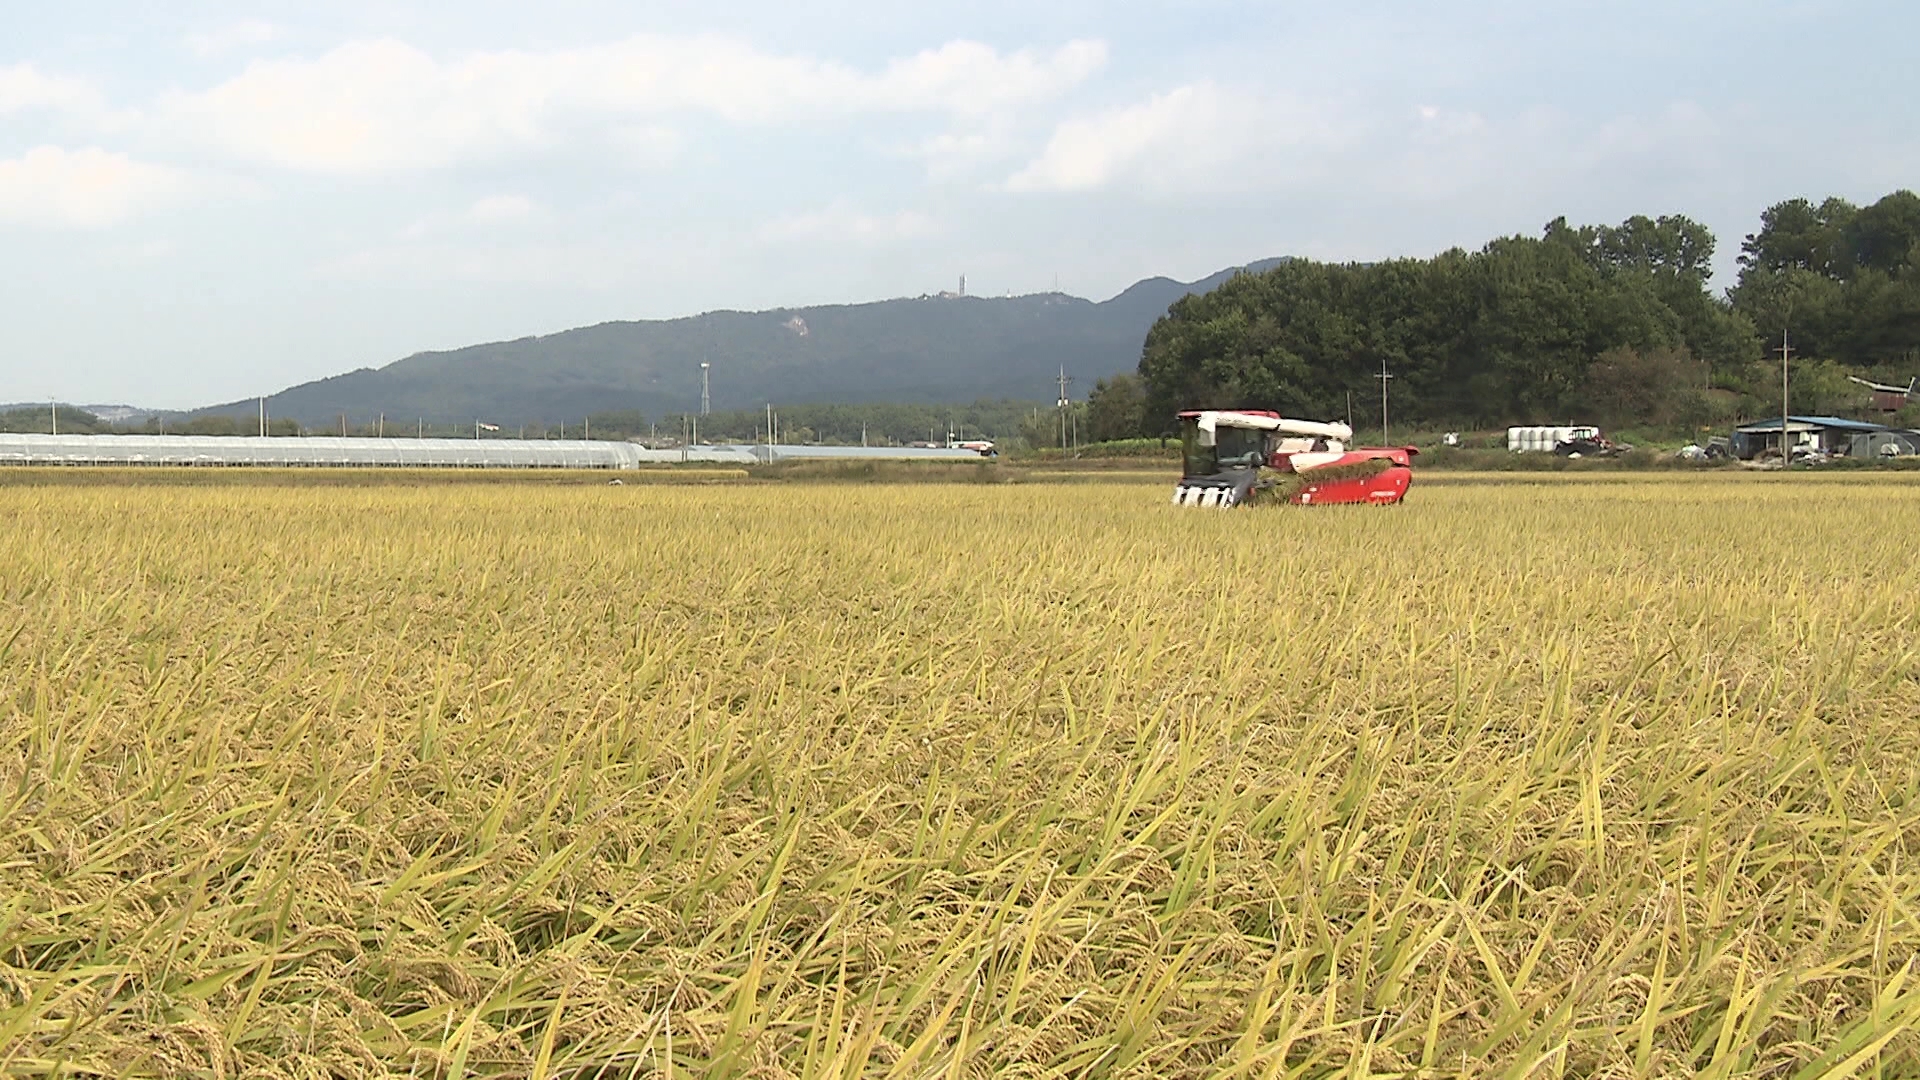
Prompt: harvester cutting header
<box><xmin>1172</xmin><ymin>410</ymin><xmax>1417</xmax><ymax>507</ymax></box>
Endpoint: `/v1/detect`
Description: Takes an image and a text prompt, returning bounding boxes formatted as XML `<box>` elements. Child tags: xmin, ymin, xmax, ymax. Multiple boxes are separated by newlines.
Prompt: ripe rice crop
<box><xmin>3</xmin><ymin>472</ymin><xmax>1919</xmax><ymax>1077</ymax></box>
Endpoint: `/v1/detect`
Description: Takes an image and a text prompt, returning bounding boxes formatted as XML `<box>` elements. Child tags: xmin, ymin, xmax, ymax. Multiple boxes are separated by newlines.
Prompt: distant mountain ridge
<box><xmin>197</xmin><ymin>258</ymin><xmax>1291</xmax><ymax>425</ymax></box>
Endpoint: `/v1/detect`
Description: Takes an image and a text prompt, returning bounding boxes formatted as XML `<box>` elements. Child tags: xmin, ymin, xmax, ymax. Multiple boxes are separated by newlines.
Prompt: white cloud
<box><xmin>1578</xmin><ymin>101</ymin><xmax>1718</xmax><ymax>169</ymax></box>
<box><xmin>1414</xmin><ymin>104</ymin><xmax>1486</xmax><ymax>138</ymax></box>
<box><xmin>469</xmin><ymin>194</ymin><xmax>538</xmax><ymax>222</ymax></box>
<box><xmin>899</xmin><ymin>123</ymin><xmax>1017</xmax><ymax>181</ymax></box>
<box><xmin>0</xmin><ymin>64</ymin><xmax>103</xmax><ymax>116</ymax></box>
<box><xmin>1371</xmin><ymin>101</ymin><xmax>1736</xmax><ymax>209</ymax></box>
<box><xmin>1007</xmin><ymin>81</ymin><xmax>1413</xmax><ymax>196</ymax></box>
<box><xmin>97</xmin><ymin>238</ymin><xmax>177</xmax><ymax>266</ymax></box>
<box><xmin>148</xmin><ymin>35</ymin><xmax>1107</xmax><ymax>175</ymax></box>
<box><xmin>759</xmin><ymin>203</ymin><xmax>940</xmax><ymax>245</ymax></box>
<box><xmin>312</xmin><ymin>240</ymin><xmax>630</xmax><ymax>287</ymax></box>
<box><xmin>606</xmin><ymin>123</ymin><xmax>683</xmax><ymax>168</ymax></box>
<box><xmin>393</xmin><ymin>194</ymin><xmax>543</xmax><ymax>241</ymax></box>
<box><xmin>1006</xmin><ymin>83</ymin><xmax>1299</xmax><ymax>194</ymax></box>
<box><xmin>872</xmin><ymin>39</ymin><xmax>1107</xmax><ymax>119</ymax></box>
<box><xmin>186</xmin><ymin>20</ymin><xmax>281</xmax><ymax>59</ymax></box>
<box><xmin>0</xmin><ymin>146</ymin><xmax>200</xmax><ymax>229</ymax></box>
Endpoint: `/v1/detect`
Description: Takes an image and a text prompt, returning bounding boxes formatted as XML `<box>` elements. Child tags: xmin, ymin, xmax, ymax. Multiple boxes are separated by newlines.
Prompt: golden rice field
<box><xmin>4</xmin><ymin>471</ymin><xmax>1920</xmax><ymax>1078</ymax></box>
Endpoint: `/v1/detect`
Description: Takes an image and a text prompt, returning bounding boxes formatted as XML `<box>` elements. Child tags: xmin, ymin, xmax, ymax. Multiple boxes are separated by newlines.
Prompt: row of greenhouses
<box><xmin>0</xmin><ymin>434</ymin><xmax>990</xmax><ymax>468</ymax></box>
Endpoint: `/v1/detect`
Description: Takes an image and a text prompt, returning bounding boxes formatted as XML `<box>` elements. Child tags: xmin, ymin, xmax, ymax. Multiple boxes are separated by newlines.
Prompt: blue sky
<box><xmin>2</xmin><ymin>0</ymin><xmax>1912</xmax><ymax>408</ymax></box>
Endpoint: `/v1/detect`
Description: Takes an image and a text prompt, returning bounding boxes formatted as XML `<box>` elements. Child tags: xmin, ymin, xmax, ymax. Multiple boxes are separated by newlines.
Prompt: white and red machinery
<box><xmin>1171</xmin><ymin>410</ymin><xmax>1417</xmax><ymax>507</ymax></box>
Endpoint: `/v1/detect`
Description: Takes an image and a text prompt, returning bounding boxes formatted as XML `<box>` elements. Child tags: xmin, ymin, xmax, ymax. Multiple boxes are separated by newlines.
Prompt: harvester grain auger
<box><xmin>1170</xmin><ymin>410</ymin><xmax>1417</xmax><ymax>507</ymax></box>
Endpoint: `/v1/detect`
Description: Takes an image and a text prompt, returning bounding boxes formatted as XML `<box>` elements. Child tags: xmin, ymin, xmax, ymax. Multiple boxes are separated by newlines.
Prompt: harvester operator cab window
<box><xmin>1183</xmin><ymin>420</ymin><xmax>1266</xmax><ymax>476</ymax></box>
<box><xmin>1212</xmin><ymin>427</ymin><xmax>1267</xmax><ymax>470</ymax></box>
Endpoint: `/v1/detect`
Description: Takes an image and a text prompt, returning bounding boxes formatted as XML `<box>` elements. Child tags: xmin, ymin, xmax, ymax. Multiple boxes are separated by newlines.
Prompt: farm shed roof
<box><xmin>1732</xmin><ymin>416</ymin><xmax>1893</xmax><ymax>434</ymax></box>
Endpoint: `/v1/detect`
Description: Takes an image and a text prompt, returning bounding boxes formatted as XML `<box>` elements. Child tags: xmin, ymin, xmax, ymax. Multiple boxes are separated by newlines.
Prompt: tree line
<box><xmin>584</xmin><ymin>400</ymin><xmax>1078</xmax><ymax>447</ymax></box>
<box><xmin>0</xmin><ymin>401</ymin><xmax>1101</xmax><ymax>448</ymax></box>
<box><xmin>1092</xmin><ymin>190</ymin><xmax>1920</xmax><ymax>438</ymax></box>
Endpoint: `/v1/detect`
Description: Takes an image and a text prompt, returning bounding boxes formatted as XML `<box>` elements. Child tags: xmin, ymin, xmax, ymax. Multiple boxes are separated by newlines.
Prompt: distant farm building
<box><xmin>1730</xmin><ymin>416</ymin><xmax>1920</xmax><ymax>460</ymax></box>
<box><xmin>1847</xmin><ymin>375</ymin><xmax>1916</xmax><ymax>414</ymax></box>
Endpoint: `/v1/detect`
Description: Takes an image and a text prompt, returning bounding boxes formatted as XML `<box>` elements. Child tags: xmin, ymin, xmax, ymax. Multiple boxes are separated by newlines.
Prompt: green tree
<box><xmin>1085</xmin><ymin>373</ymin><xmax>1149</xmax><ymax>441</ymax></box>
<box><xmin>0</xmin><ymin>406</ymin><xmax>107</xmax><ymax>434</ymax></box>
<box><xmin>1846</xmin><ymin>190</ymin><xmax>1920</xmax><ymax>274</ymax></box>
<box><xmin>1597</xmin><ymin>214</ymin><xmax>1716</xmax><ymax>283</ymax></box>
<box><xmin>1138</xmin><ymin>213</ymin><xmax>1746</xmax><ymax>430</ymax></box>
<box><xmin>1579</xmin><ymin>347</ymin><xmax>1708</xmax><ymax>429</ymax></box>
<box><xmin>1738</xmin><ymin>197</ymin><xmax>1858</xmax><ymax>279</ymax></box>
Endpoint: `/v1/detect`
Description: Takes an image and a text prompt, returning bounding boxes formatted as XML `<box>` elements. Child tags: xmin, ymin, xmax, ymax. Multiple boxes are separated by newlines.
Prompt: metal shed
<box><xmin>1729</xmin><ymin>416</ymin><xmax>1896</xmax><ymax>460</ymax></box>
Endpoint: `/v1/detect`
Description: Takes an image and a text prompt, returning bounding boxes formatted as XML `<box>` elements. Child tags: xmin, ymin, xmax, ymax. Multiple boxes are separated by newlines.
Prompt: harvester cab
<box><xmin>1172</xmin><ymin>410</ymin><xmax>1417</xmax><ymax>507</ymax></box>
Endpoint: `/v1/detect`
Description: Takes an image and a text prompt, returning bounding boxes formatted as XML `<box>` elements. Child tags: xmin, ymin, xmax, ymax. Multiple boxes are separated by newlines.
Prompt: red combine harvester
<box><xmin>1171</xmin><ymin>410</ymin><xmax>1417</xmax><ymax>507</ymax></box>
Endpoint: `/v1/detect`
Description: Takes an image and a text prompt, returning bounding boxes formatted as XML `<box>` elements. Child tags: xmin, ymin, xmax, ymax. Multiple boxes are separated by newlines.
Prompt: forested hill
<box><xmin>194</xmin><ymin>260</ymin><xmax>1289</xmax><ymax>426</ymax></box>
<box><xmin>1126</xmin><ymin>192</ymin><xmax>1920</xmax><ymax>435</ymax></box>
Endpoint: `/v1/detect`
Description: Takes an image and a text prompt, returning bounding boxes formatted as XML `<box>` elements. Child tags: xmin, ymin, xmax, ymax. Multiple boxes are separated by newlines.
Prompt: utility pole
<box><xmin>50</xmin><ymin>400</ymin><xmax>56</xmax><ymax>436</ymax></box>
<box><xmin>1778</xmin><ymin>327</ymin><xmax>1794</xmax><ymax>463</ymax></box>
<box><xmin>379</xmin><ymin>413</ymin><xmax>385</xmax><ymax>438</ymax></box>
<box><xmin>1376</xmin><ymin>357</ymin><xmax>1394</xmax><ymax>446</ymax></box>
<box><xmin>259</xmin><ymin>397</ymin><xmax>266</xmax><ymax>437</ymax></box>
<box><xmin>418</xmin><ymin>418</ymin><xmax>423</xmax><ymax>439</ymax></box>
<box><xmin>1346</xmin><ymin>391</ymin><xmax>1354</xmax><ymax>435</ymax></box>
<box><xmin>1056</xmin><ymin>365</ymin><xmax>1073</xmax><ymax>451</ymax></box>
<box><xmin>341</xmin><ymin>413</ymin><xmax>347</xmax><ymax>437</ymax></box>
<box><xmin>700</xmin><ymin>360</ymin><xmax>711</xmax><ymax>417</ymax></box>
<box><xmin>584</xmin><ymin>416</ymin><xmax>590</xmax><ymax>441</ymax></box>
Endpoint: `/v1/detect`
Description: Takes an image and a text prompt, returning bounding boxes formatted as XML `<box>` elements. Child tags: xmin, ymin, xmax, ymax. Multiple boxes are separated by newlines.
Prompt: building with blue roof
<box><xmin>1731</xmin><ymin>416</ymin><xmax>1919</xmax><ymax>460</ymax></box>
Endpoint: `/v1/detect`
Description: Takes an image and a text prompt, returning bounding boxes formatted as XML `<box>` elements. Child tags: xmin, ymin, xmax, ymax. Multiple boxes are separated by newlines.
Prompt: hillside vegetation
<box><xmin>194</xmin><ymin>263</ymin><xmax>1287</xmax><ymax>428</ymax></box>
<box><xmin>1114</xmin><ymin>192</ymin><xmax>1920</xmax><ymax>438</ymax></box>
